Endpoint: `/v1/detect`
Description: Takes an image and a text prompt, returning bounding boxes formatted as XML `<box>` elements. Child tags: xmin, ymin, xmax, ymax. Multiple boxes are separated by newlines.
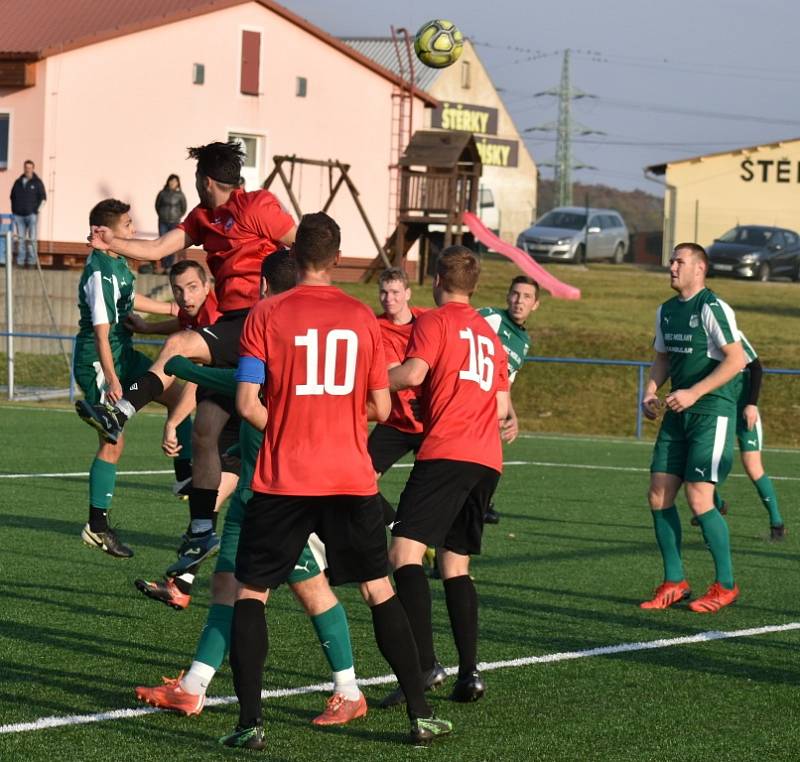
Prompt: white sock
<box><xmin>180</xmin><ymin>661</ymin><xmax>216</xmax><ymax>696</ymax></box>
<box><xmin>177</xmin><ymin>572</ymin><xmax>195</xmax><ymax>586</ymax></box>
<box><xmin>190</xmin><ymin>519</ymin><xmax>213</xmax><ymax>535</ymax></box>
<box><xmin>332</xmin><ymin>667</ymin><xmax>360</xmax><ymax>701</ymax></box>
<box><xmin>115</xmin><ymin>399</ymin><xmax>135</xmax><ymax>418</ymax></box>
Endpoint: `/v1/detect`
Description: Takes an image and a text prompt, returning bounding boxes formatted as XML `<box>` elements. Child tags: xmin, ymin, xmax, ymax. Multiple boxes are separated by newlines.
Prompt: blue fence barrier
<box><xmin>2</xmin><ymin>333</ymin><xmax>798</xmax><ymax>439</ymax></box>
<box><xmin>524</xmin><ymin>355</ymin><xmax>798</xmax><ymax>438</ymax></box>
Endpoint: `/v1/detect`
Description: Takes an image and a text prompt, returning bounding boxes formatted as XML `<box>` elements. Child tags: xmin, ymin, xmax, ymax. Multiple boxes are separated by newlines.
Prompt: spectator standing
<box><xmin>10</xmin><ymin>159</ymin><xmax>46</xmax><ymax>267</ymax></box>
<box><xmin>154</xmin><ymin>174</ymin><xmax>187</xmax><ymax>273</ymax></box>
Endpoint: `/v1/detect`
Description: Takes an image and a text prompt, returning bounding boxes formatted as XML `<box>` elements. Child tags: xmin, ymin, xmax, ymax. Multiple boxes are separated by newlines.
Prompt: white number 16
<box><xmin>459</xmin><ymin>327</ymin><xmax>495</xmax><ymax>391</ymax></box>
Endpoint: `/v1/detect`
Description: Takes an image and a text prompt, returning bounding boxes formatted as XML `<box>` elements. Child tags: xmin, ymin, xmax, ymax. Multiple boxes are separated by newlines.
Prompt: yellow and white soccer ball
<box><xmin>414</xmin><ymin>19</ymin><xmax>464</xmax><ymax>69</ymax></box>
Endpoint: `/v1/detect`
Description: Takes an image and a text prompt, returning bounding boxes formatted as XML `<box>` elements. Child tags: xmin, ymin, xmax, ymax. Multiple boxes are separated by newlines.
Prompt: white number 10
<box><xmin>295</xmin><ymin>329</ymin><xmax>358</xmax><ymax>396</ymax></box>
<box><xmin>459</xmin><ymin>327</ymin><xmax>495</xmax><ymax>391</ymax></box>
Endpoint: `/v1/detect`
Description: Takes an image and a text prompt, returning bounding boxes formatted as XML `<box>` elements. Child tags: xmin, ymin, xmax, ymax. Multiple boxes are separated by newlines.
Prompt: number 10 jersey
<box><xmin>239</xmin><ymin>284</ymin><xmax>388</xmax><ymax>496</ymax></box>
<box><xmin>405</xmin><ymin>301</ymin><xmax>509</xmax><ymax>473</ymax></box>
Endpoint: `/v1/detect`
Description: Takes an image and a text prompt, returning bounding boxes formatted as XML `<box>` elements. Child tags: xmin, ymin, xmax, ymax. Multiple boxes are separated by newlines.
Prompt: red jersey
<box><xmin>378</xmin><ymin>307</ymin><xmax>428</xmax><ymax>434</ymax></box>
<box><xmin>239</xmin><ymin>284</ymin><xmax>388</xmax><ymax>496</ymax></box>
<box><xmin>178</xmin><ymin>289</ymin><xmax>221</xmax><ymax>330</ymax></box>
<box><xmin>405</xmin><ymin>301</ymin><xmax>509</xmax><ymax>473</ymax></box>
<box><xmin>179</xmin><ymin>189</ymin><xmax>294</xmax><ymax>312</ymax></box>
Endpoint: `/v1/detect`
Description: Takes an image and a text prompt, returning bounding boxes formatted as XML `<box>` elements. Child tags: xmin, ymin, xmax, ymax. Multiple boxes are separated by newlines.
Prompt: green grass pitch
<box><xmin>0</xmin><ymin>405</ymin><xmax>798</xmax><ymax>761</ymax></box>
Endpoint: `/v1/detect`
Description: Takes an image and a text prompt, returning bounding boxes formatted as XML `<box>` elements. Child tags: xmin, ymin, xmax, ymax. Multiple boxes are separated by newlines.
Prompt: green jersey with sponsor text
<box><xmin>74</xmin><ymin>249</ymin><xmax>136</xmax><ymax>365</ymax></box>
<box><xmin>653</xmin><ymin>287</ymin><xmax>740</xmax><ymax>416</ymax></box>
<box><xmin>478</xmin><ymin>307</ymin><xmax>531</xmax><ymax>384</ymax></box>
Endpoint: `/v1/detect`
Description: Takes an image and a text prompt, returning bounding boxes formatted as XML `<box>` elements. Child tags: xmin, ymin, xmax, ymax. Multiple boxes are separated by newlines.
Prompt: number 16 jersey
<box><xmin>405</xmin><ymin>301</ymin><xmax>509</xmax><ymax>473</ymax></box>
<box><xmin>239</xmin><ymin>285</ymin><xmax>388</xmax><ymax>496</ymax></box>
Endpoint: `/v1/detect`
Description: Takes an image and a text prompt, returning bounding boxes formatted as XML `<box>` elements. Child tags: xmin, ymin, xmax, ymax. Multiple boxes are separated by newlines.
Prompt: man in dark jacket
<box><xmin>10</xmin><ymin>160</ymin><xmax>46</xmax><ymax>267</ymax></box>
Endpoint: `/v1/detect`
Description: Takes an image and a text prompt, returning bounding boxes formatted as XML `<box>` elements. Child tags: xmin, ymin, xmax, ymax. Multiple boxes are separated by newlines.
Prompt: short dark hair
<box><xmin>261</xmin><ymin>249</ymin><xmax>297</xmax><ymax>295</ymax></box>
<box><xmin>674</xmin><ymin>242</ymin><xmax>708</xmax><ymax>268</ymax></box>
<box><xmin>379</xmin><ymin>267</ymin><xmax>409</xmax><ymax>288</ymax></box>
<box><xmin>89</xmin><ymin>198</ymin><xmax>130</xmax><ymax>228</ymax></box>
<box><xmin>169</xmin><ymin>259</ymin><xmax>207</xmax><ymax>282</ymax></box>
<box><xmin>294</xmin><ymin>212</ymin><xmax>341</xmax><ymax>271</ymax></box>
<box><xmin>24</xmin><ymin>159</ymin><xmax>34</xmax><ymax>167</ymax></box>
<box><xmin>509</xmin><ymin>275</ymin><xmax>540</xmax><ymax>299</ymax></box>
<box><xmin>437</xmin><ymin>245</ymin><xmax>480</xmax><ymax>295</ymax></box>
<box><xmin>164</xmin><ymin>173</ymin><xmax>181</xmax><ymax>190</ymax></box>
<box><xmin>187</xmin><ymin>141</ymin><xmax>244</xmax><ymax>186</ymax></box>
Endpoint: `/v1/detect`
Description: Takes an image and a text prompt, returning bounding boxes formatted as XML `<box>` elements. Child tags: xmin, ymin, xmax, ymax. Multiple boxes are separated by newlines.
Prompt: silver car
<box><xmin>516</xmin><ymin>206</ymin><xmax>630</xmax><ymax>264</ymax></box>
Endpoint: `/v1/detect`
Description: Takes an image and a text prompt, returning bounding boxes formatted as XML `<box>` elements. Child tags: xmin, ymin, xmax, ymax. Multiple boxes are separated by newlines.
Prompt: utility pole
<box><xmin>525</xmin><ymin>49</ymin><xmax>601</xmax><ymax>207</ymax></box>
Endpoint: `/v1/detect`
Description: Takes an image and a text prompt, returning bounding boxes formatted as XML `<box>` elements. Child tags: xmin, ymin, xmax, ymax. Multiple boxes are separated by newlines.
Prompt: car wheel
<box><xmin>612</xmin><ymin>243</ymin><xmax>625</xmax><ymax>264</ymax></box>
<box><xmin>757</xmin><ymin>262</ymin><xmax>771</xmax><ymax>282</ymax></box>
<box><xmin>575</xmin><ymin>244</ymin><xmax>586</xmax><ymax>265</ymax></box>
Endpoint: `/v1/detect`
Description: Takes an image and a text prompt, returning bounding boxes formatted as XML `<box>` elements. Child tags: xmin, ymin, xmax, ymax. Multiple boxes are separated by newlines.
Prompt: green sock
<box><xmin>754</xmin><ymin>474</ymin><xmax>783</xmax><ymax>527</ymax></box>
<box><xmin>713</xmin><ymin>489</ymin><xmax>724</xmax><ymax>511</ymax></box>
<box><xmin>89</xmin><ymin>458</ymin><xmax>116</xmax><ymax>509</ymax></box>
<box><xmin>194</xmin><ymin>603</ymin><xmax>234</xmax><ymax>670</ymax></box>
<box><xmin>652</xmin><ymin>507</ymin><xmax>684</xmax><ymax>582</ymax></box>
<box><xmin>696</xmin><ymin>509</ymin><xmax>735</xmax><ymax>589</ymax></box>
<box><xmin>311</xmin><ymin>602</ymin><xmax>354</xmax><ymax>673</ymax></box>
<box><xmin>176</xmin><ymin>417</ymin><xmax>193</xmax><ymax>461</ymax></box>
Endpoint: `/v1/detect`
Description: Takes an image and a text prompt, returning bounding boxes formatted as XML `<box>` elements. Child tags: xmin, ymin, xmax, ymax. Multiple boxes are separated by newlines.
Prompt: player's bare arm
<box><xmin>367</xmin><ymin>388</ymin><xmax>391</xmax><ymax>422</ymax></box>
<box><xmin>236</xmin><ymin>380</ymin><xmax>267</xmax><ymax>431</ymax></box>
<box><xmin>125</xmin><ymin>314</ymin><xmax>182</xmax><ymax>335</ymax></box>
<box><xmin>642</xmin><ymin>351</ymin><xmax>669</xmax><ymax>420</ymax></box>
<box><xmin>501</xmin><ymin>397</ymin><xmax>519</xmax><ymax>443</ymax></box>
<box><xmin>92</xmin><ymin>322</ymin><xmax>122</xmax><ymax>404</ymax></box>
<box><xmin>496</xmin><ymin>390</ymin><xmax>510</xmax><ymax>422</ymax></box>
<box><xmin>666</xmin><ymin>341</ymin><xmax>745</xmax><ymax>414</ymax></box>
<box><xmin>133</xmin><ymin>294</ymin><xmax>177</xmax><ymax>316</ymax></box>
<box><xmin>88</xmin><ymin>226</ymin><xmax>191</xmax><ymax>262</ymax></box>
<box><xmin>389</xmin><ymin>357</ymin><xmax>429</xmax><ymax>392</ymax></box>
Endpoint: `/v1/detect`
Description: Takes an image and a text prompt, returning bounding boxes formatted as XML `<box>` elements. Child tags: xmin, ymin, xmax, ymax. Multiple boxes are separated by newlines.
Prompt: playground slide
<box><xmin>463</xmin><ymin>212</ymin><xmax>581</xmax><ymax>300</ymax></box>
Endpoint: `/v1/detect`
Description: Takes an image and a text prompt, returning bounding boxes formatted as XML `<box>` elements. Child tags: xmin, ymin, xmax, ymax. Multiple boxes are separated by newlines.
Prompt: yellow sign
<box><xmin>433</xmin><ymin>102</ymin><xmax>499</xmax><ymax>135</ymax></box>
<box><xmin>475</xmin><ymin>137</ymin><xmax>519</xmax><ymax>168</ymax></box>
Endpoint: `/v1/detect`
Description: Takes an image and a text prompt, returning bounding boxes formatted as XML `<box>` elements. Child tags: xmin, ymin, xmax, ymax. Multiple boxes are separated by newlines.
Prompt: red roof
<box><xmin>0</xmin><ymin>0</ymin><xmax>436</xmax><ymax>105</ymax></box>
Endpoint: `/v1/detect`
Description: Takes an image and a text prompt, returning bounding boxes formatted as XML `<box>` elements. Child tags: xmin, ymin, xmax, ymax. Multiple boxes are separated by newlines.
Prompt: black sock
<box><xmin>173</xmin><ymin>458</ymin><xmax>192</xmax><ymax>482</ymax></box>
<box><xmin>230</xmin><ymin>599</ymin><xmax>268</xmax><ymax>728</ymax></box>
<box><xmin>189</xmin><ymin>487</ymin><xmax>218</xmax><ymax>524</ymax></box>
<box><xmin>88</xmin><ymin>506</ymin><xmax>108</xmax><ymax>533</ymax></box>
<box><xmin>370</xmin><ymin>596</ymin><xmax>431</xmax><ymax>719</ymax></box>
<box><xmin>211</xmin><ymin>512</ymin><xmax>219</xmax><ymax>532</ymax></box>
<box><xmin>443</xmin><ymin>575</ymin><xmax>479</xmax><ymax>677</ymax></box>
<box><xmin>122</xmin><ymin>371</ymin><xmax>164</xmax><ymax>413</ymax></box>
<box><xmin>394</xmin><ymin>564</ymin><xmax>435</xmax><ymax>671</ymax></box>
<box><xmin>173</xmin><ymin>576</ymin><xmax>193</xmax><ymax>595</ymax></box>
<box><xmin>379</xmin><ymin>492</ymin><xmax>396</xmax><ymax>526</ymax></box>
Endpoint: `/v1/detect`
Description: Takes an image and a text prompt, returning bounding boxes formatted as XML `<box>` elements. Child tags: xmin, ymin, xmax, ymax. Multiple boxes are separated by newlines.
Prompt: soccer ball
<box><xmin>414</xmin><ymin>19</ymin><xmax>463</xmax><ymax>69</ymax></box>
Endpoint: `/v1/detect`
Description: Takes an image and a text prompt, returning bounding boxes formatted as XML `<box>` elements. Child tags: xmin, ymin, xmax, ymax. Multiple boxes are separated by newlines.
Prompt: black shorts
<box><xmin>368</xmin><ymin>424</ymin><xmax>424</xmax><ymax>474</ymax></box>
<box><xmin>195</xmin><ymin>309</ymin><xmax>249</xmax><ymax>369</ymax></box>
<box><xmin>392</xmin><ymin>459</ymin><xmax>499</xmax><ymax>556</ymax></box>
<box><xmin>236</xmin><ymin>492</ymin><xmax>389</xmax><ymax>589</ymax></box>
<box><xmin>219</xmin><ymin>414</ymin><xmax>242</xmax><ymax>475</ymax></box>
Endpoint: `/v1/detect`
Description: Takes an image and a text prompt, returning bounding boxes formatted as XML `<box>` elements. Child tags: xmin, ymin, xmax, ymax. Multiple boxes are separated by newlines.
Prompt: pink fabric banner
<box><xmin>463</xmin><ymin>211</ymin><xmax>581</xmax><ymax>300</ymax></box>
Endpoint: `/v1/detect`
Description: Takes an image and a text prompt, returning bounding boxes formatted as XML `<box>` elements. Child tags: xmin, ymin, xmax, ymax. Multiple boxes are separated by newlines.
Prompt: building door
<box><xmin>228</xmin><ymin>132</ymin><xmax>264</xmax><ymax>191</ymax></box>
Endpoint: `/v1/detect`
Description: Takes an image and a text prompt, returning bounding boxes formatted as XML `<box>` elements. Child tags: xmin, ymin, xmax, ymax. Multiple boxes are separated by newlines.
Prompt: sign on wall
<box><xmin>740</xmin><ymin>157</ymin><xmax>800</xmax><ymax>183</ymax></box>
<box><xmin>475</xmin><ymin>137</ymin><xmax>519</xmax><ymax>168</ymax></box>
<box><xmin>432</xmin><ymin>102</ymin><xmax>499</xmax><ymax>135</ymax></box>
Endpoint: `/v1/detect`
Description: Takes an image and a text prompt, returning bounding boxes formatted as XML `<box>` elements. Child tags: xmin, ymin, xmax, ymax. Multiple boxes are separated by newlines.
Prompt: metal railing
<box><xmin>524</xmin><ymin>355</ymin><xmax>800</xmax><ymax>438</ymax></box>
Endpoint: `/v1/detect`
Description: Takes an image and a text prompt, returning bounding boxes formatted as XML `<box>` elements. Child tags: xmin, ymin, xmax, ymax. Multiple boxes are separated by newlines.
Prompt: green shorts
<box><xmin>651</xmin><ymin>410</ymin><xmax>735</xmax><ymax>484</ymax></box>
<box><xmin>735</xmin><ymin>406</ymin><xmax>763</xmax><ymax>453</ymax></box>
<box><xmin>73</xmin><ymin>347</ymin><xmax>152</xmax><ymax>405</ymax></box>
<box><xmin>215</xmin><ymin>488</ymin><xmax>325</xmax><ymax>584</ymax></box>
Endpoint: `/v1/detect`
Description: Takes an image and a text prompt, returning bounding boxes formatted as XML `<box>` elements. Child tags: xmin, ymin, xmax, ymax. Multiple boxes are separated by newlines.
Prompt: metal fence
<box><xmin>1</xmin><ymin>332</ymin><xmax>798</xmax><ymax>440</ymax></box>
<box><xmin>523</xmin><ymin>355</ymin><xmax>800</xmax><ymax>438</ymax></box>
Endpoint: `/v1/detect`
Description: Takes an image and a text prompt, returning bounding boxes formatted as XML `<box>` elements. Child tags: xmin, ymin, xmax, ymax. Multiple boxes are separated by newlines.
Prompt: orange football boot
<box><xmin>688</xmin><ymin>582</ymin><xmax>739</xmax><ymax>613</ymax></box>
<box><xmin>311</xmin><ymin>692</ymin><xmax>368</xmax><ymax>726</ymax></box>
<box><xmin>639</xmin><ymin>580</ymin><xmax>691</xmax><ymax>609</ymax></box>
<box><xmin>135</xmin><ymin>672</ymin><xmax>205</xmax><ymax>716</ymax></box>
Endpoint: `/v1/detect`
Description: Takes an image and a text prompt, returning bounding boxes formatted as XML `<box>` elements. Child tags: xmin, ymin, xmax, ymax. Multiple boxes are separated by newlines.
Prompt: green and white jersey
<box><xmin>479</xmin><ymin>307</ymin><xmax>531</xmax><ymax>383</ymax></box>
<box><xmin>653</xmin><ymin>287</ymin><xmax>740</xmax><ymax>415</ymax></box>
<box><xmin>74</xmin><ymin>249</ymin><xmax>136</xmax><ymax>365</ymax></box>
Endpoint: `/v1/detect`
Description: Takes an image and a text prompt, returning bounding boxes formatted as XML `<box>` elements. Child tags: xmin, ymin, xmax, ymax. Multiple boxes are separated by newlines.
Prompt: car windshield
<box><xmin>536</xmin><ymin>211</ymin><xmax>587</xmax><ymax>230</ymax></box>
<box><xmin>717</xmin><ymin>227</ymin><xmax>773</xmax><ymax>246</ymax></box>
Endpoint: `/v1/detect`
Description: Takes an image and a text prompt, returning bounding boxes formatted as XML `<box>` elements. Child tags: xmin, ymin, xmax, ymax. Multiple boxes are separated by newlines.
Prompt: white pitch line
<box><xmin>3</xmin><ymin>461</ymin><xmax>799</xmax><ymax>481</ymax></box>
<box><xmin>1</xmin><ymin>621</ymin><xmax>798</xmax><ymax>735</ymax></box>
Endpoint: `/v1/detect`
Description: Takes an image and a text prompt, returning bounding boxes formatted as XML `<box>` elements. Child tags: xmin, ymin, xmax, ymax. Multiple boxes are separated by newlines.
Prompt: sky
<box><xmin>282</xmin><ymin>0</ymin><xmax>800</xmax><ymax>195</ymax></box>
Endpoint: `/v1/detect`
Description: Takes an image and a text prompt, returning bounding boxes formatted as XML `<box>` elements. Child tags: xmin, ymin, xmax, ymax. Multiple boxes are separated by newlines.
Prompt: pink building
<box><xmin>0</xmin><ymin>0</ymin><xmax>434</xmax><ymax>273</ymax></box>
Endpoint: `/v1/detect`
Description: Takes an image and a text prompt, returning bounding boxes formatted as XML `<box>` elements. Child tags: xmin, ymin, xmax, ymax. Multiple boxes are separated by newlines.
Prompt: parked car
<box><xmin>707</xmin><ymin>225</ymin><xmax>800</xmax><ymax>282</ymax></box>
<box><xmin>516</xmin><ymin>207</ymin><xmax>629</xmax><ymax>264</ymax></box>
